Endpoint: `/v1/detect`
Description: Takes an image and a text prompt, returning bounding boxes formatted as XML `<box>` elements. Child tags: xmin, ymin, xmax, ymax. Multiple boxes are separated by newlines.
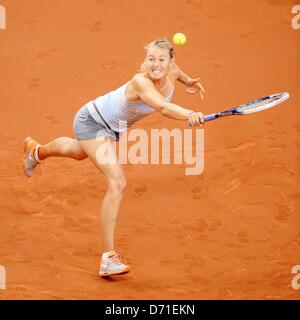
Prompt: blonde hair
<box><xmin>144</xmin><ymin>38</ymin><xmax>174</xmax><ymax>59</ymax></box>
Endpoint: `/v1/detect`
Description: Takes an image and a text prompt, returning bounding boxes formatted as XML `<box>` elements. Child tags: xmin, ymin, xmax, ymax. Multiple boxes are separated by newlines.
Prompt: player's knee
<box><xmin>74</xmin><ymin>152</ymin><xmax>87</xmax><ymax>161</ymax></box>
<box><xmin>108</xmin><ymin>176</ymin><xmax>126</xmax><ymax>194</ymax></box>
<box><xmin>68</xmin><ymin>145</ymin><xmax>87</xmax><ymax>160</ymax></box>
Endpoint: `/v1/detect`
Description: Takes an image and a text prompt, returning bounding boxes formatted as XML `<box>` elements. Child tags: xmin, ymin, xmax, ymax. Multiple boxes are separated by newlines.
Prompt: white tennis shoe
<box><xmin>23</xmin><ymin>137</ymin><xmax>41</xmax><ymax>177</ymax></box>
<box><xmin>99</xmin><ymin>250</ymin><xmax>130</xmax><ymax>277</ymax></box>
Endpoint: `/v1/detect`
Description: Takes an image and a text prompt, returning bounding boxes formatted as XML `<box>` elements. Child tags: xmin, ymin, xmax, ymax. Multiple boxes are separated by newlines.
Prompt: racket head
<box><xmin>234</xmin><ymin>92</ymin><xmax>289</xmax><ymax>115</ymax></box>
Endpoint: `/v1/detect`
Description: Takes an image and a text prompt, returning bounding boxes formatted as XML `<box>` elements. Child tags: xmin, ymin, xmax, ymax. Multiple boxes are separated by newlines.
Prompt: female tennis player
<box><xmin>22</xmin><ymin>39</ymin><xmax>205</xmax><ymax>277</ymax></box>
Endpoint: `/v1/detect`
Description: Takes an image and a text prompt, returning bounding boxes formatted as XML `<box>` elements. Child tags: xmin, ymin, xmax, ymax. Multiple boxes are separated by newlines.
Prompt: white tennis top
<box><xmin>91</xmin><ymin>81</ymin><xmax>175</xmax><ymax>132</ymax></box>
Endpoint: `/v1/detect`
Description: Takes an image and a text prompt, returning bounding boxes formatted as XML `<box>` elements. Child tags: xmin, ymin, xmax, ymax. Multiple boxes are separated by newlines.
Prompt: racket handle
<box><xmin>187</xmin><ymin>113</ymin><xmax>218</xmax><ymax>126</ymax></box>
<box><xmin>204</xmin><ymin>113</ymin><xmax>218</xmax><ymax>122</ymax></box>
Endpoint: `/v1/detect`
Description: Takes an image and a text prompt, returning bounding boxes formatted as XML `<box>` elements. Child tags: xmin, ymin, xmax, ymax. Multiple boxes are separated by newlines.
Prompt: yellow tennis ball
<box><xmin>173</xmin><ymin>33</ymin><xmax>187</xmax><ymax>45</ymax></box>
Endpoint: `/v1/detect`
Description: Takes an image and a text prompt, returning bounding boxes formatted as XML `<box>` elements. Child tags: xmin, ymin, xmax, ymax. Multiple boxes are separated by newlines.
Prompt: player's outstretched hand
<box><xmin>186</xmin><ymin>77</ymin><xmax>206</xmax><ymax>100</ymax></box>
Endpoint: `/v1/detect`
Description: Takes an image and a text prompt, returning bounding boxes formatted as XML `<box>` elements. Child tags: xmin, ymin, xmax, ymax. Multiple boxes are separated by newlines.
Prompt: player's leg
<box><xmin>79</xmin><ymin>136</ymin><xmax>125</xmax><ymax>251</ymax></box>
<box><xmin>38</xmin><ymin>137</ymin><xmax>87</xmax><ymax>160</ymax></box>
<box><xmin>23</xmin><ymin>136</ymin><xmax>87</xmax><ymax>177</ymax></box>
<box><xmin>78</xmin><ymin>136</ymin><xmax>130</xmax><ymax>276</ymax></box>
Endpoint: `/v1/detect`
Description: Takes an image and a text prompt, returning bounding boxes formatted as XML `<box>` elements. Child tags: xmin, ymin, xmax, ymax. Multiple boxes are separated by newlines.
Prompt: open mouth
<box><xmin>152</xmin><ymin>69</ymin><xmax>161</xmax><ymax>75</ymax></box>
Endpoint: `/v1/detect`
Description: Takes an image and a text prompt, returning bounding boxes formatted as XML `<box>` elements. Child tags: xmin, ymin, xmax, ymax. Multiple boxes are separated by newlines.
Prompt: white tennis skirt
<box><xmin>73</xmin><ymin>102</ymin><xmax>119</xmax><ymax>141</ymax></box>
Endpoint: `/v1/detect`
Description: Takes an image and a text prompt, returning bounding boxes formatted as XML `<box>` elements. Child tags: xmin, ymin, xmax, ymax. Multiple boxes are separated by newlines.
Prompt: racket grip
<box><xmin>187</xmin><ymin>113</ymin><xmax>218</xmax><ymax>126</ymax></box>
<box><xmin>204</xmin><ymin>113</ymin><xmax>218</xmax><ymax>122</ymax></box>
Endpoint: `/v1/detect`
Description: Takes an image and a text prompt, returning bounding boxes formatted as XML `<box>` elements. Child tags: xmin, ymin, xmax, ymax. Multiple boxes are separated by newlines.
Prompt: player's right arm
<box><xmin>131</xmin><ymin>74</ymin><xmax>204</xmax><ymax>126</ymax></box>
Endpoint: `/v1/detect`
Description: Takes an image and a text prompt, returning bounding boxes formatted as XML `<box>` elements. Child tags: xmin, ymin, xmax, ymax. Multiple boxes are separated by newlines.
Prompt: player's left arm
<box><xmin>172</xmin><ymin>63</ymin><xmax>206</xmax><ymax>100</ymax></box>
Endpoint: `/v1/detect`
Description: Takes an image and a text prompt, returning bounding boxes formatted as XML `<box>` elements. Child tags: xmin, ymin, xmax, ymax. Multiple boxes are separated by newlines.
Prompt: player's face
<box><xmin>143</xmin><ymin>47</ymin><xmax>172</xmax><ymax>80</ymax></box>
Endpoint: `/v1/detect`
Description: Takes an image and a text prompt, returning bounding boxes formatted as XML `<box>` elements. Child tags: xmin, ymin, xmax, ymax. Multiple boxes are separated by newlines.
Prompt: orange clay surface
<box><xmin>0</xmin><ymin>0</ymin><xmax>299</xmax><ymax>299</ymax></box>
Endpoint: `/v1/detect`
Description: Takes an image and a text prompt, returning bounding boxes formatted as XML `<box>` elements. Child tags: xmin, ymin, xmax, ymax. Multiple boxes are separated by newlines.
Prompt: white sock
<box><xmin>102</xmin><ymin>250</ymin><xmax>116</xmax><ymax>259</ymax></box>
<box><xmin>34</xmin><ymin>145</ymin><xmax>41</xmax><ymax>163</ymax></box>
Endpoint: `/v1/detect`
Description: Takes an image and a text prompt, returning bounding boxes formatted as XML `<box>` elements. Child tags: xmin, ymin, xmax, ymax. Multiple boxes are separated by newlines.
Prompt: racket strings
<box><xmin>238</xmin><ymin>94</ymin><xmax>284</xmax><ymax>113</ymax></box>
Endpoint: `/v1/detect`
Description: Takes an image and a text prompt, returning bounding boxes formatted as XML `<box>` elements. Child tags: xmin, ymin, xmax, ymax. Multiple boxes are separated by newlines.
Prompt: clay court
<box><xmin>0</xmin><ymin>0</ymin><xmax>299</xmax><ymax>299</ymax></box>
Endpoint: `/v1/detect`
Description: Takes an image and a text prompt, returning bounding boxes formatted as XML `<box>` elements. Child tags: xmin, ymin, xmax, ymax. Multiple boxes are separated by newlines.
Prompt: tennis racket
<box><xmin>203</xmin><ymin>92</ymin><xmax>289</xmax><ymax>122</ymax></box>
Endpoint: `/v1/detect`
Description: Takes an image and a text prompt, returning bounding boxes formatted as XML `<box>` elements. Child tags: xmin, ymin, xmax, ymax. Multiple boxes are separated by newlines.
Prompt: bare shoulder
<box><xmin>129</xmin><ymin>73</ymin><xmax>155</xmax><ymax>92</ymax></box>
<box><xmin>126</xmin><ymin>73</ymin><xmax>155</xmax><ymax>102</ymax></box>
<box><xmin>168</xmin><ymin>63</ymin><xmax>180</xmax><ymax>82</ymax></box>
<box><xmin>130</xmin><ymin>73</ymin><xmax>154</xmax><ymax>90</ymax></box>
